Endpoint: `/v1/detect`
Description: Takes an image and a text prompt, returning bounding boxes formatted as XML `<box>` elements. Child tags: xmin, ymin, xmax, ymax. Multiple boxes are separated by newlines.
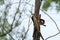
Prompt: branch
<box><xmin>41</xmin><ymin>9</ymin><xmax>60</xmax><ymax>40</ymax></box>
<box><xmin>45</xmin><ymin>32</ymin><xmax>60</xmax><ymax>40</ymax></box>
<box><xmin>11</xmin><ymin>0</ymin><xmax>21</xmax><ymax>28</ymax></box>
<box><xmin>22</xmin><ymin>18</ymin><xmax>32</xmax><ymax>40</ymax></box>
<box><xmin>41</xmin><ymin>9</ymin><xmax>60</xmax><ymax>32</ymax></box>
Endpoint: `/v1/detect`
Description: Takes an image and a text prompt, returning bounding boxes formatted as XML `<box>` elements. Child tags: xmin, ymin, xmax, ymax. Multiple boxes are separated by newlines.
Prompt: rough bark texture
<box><xmin>32</xmin><ymin>0</ymin><xmax>41</xmax><ymax>40</ymax></box>
<box><xmin>32</xmin><ymin>14</ymin><xmax>40</xmax><ymax>40</ymax></box>
<box><xmin>35</xmin><ymin>0</ymin><xmax>41</xmax><ymax>15</ymax></box>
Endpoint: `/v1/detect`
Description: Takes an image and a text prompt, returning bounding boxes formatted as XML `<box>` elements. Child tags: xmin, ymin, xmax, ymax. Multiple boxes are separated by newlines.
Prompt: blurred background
<box><xmin>0</xmin><ymin>0</ymin><xmax>60</xmax><ymax>40</ymax></box>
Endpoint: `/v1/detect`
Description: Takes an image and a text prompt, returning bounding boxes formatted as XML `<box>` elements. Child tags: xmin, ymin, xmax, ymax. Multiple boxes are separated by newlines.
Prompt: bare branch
<box><xmin>41</xmin><ymin>9</ymin><xmax>60</xmax><ymax>32</ymax></box>
<box><xmin>41</xmin><ymin>9</ymin><xmax>60</xmax><ymax>40</ymax></box>
<box><xmin>45</xmin><ymin>32</ymin><xmax>60</xmax><ymax>40</ymax></box>
<box><xmin>22</xmin><ymin>18</ymin><xmax>32</xmax><ymax>40</ymax></box>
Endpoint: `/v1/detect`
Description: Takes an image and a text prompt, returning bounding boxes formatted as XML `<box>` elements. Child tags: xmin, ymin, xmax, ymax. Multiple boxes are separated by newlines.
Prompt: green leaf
<box><xmin>15</xmin><ymin>21</ymin><xmax>20</xmax><ymax>27</ymax></box>
<box><xmin>0</xmin><ymin>17</ymin><xmax>1</xmax><ymax>22</ymax></box>
<box><xmin>0</xmin><ymin>0</ymin><xmax>4</xmax><ymax>5</ymax></box>
<box><xmin>4</xmin><ymin>11</ymin><xmax>7</xmax><ymax>16</ymax></box>
<box><xmin>42</xmin><ymin>1</ymin><xmax>50</xmax><ymax>11</ymax></box>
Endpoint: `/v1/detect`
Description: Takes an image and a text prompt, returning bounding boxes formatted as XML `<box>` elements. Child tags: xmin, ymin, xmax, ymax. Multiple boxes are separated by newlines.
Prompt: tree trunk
<box><xmin>32</xmin><ymin>0</ymin><xmax>41</xmax><ymax>40</ymax></box>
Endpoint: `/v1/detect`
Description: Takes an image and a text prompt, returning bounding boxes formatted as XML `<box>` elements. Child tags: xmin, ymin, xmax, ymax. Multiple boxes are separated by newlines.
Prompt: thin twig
<box><xmin>41</xmin><ymin>9</ymin><xmax>60</xmax><ymax>40</ymax></box>
<box><xmin>41</xmin><ymin>9</ymin><xmax>60</xmax><ymax>32</ymax></box>
<box><xmin>11</xmin><ymin>0</ymin><xmax>21</xmax><ymax>28</ymax></box>
<box><xmin>45</xmin><ymin>32</ymin><xmax>60</xmax><ymax>40</ymax></box>
<box><xmin>1</xmin><ymin>3</ymin><xmax>15</xmax><ymax>40</ymax></box>
<box><xmin>22</xmin><ymin>18</ymin><xmax>32</xmax><ymax>40</ymax></box>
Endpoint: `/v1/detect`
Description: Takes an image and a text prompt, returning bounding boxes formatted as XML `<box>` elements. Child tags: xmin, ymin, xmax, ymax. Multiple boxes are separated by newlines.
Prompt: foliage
<box><xmin>14</xmin><ymin>20</ymin><xmax>21</xmax><ymax>27</ymax></box>
<box><xmin>0</xmin><ymin>36</ymin><xmax>7</xmax><ymax>40</ymax></box>
<box><xmin>42</xmin><ymin>0</ymin><xmax>51</xmax><ymax>11</ymax></box>
<box><xmin>42</xmin><ymin>0</ymin><xmax>60</xmax><ymax>11</ymax></box>
<box><xmin>0</xmin><ymin>0</ymin><xmax>4</xmax><ymax>5</ymax></box>
<box><xmin>0</xmin><ymin>0</ymin><xmax>21</xmax><ymax>39</ymax></box>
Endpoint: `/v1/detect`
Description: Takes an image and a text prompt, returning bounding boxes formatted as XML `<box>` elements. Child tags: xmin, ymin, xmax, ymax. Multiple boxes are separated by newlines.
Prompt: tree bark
<box><xmin>32</xmin><ymin>0</ymin><xmax>42</xmax><ymax>40</ymax></box>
